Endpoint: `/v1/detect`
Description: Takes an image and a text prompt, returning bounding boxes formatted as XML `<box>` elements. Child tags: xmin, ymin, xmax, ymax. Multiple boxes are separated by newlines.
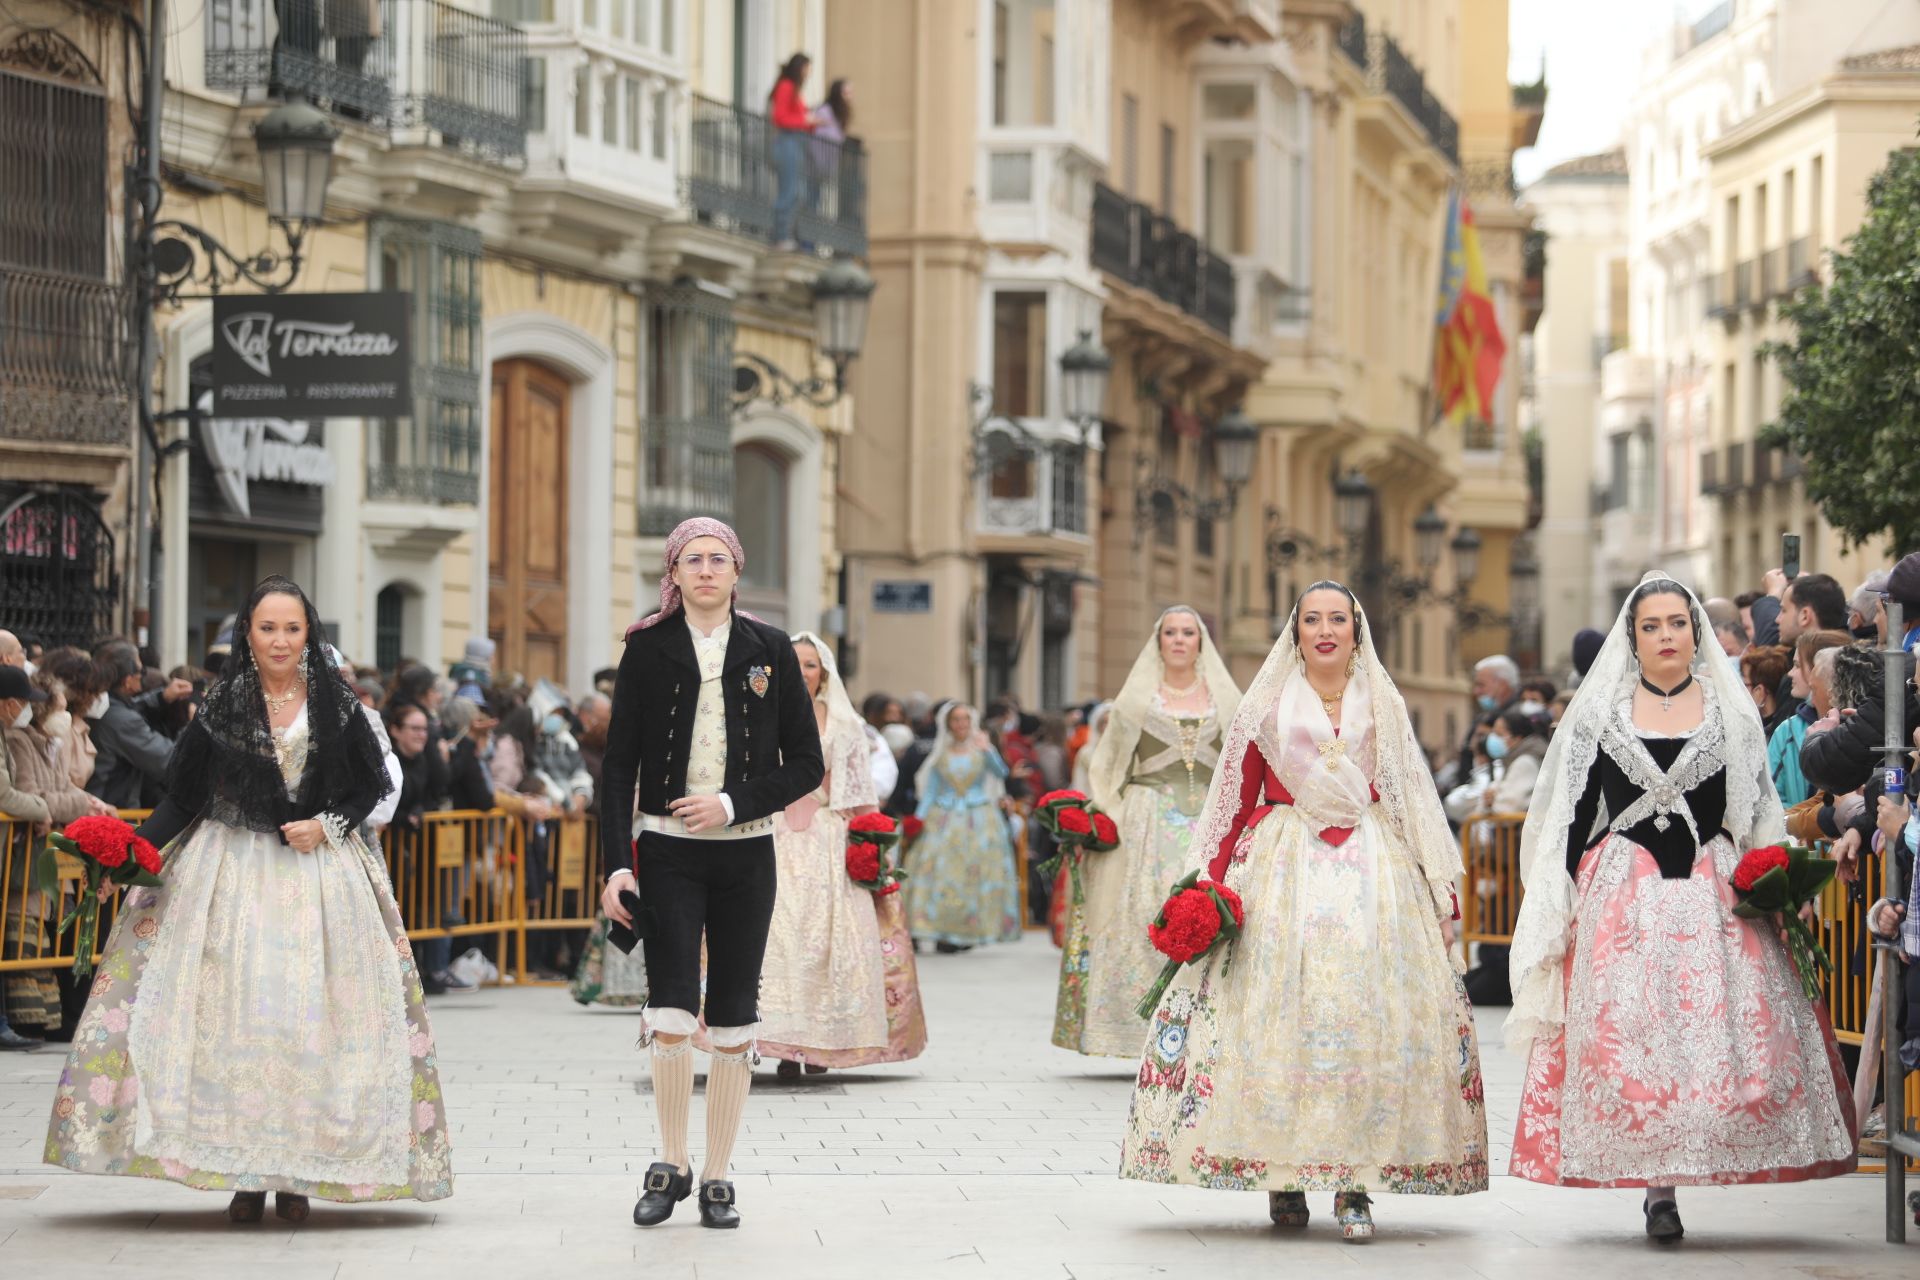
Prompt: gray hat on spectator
<box><xmin>1850</xmin><ymin>571</ymin><xmax>1891</xmax><ymax>620</ymax></box>
<box><xmin>1887</xmin><ymin>552</ymin><xmax>1920</xmax><ymax>611</ymax></box>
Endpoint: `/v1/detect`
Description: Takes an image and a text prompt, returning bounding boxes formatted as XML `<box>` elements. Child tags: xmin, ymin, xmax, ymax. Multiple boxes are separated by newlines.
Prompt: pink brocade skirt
<box><xmin>1510</xmin><ymin>833</ymin><xmax>1857</xmax><ymax>1187</ymax></box>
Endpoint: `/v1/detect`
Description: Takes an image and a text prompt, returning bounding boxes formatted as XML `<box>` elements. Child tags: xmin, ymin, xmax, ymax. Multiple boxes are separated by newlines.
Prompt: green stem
<box><xmin>1135</xmin><ymin>959</ymin><xmax>1179</xmax><ymax>1021</ymax></box>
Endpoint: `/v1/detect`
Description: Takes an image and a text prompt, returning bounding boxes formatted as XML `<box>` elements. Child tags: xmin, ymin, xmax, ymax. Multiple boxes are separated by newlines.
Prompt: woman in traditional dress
<box><xmin>1506</xmin><ymin>572</ymin><xmax>1856</xmax><ymax>1240</ymax></box>
<box><xmin>1054</xmin><ymin>607</ymin><xmax>1240</xmax><ymax>1056</ymax></box>
<box><xmin>756</xmin><ymin>632</ymin><xmax>920</xmax><ymax>1074</ymax></box>
<box><xmin>1120</xmin><ymin>582</ymin><xmax>1487</xmax><ymax>1241</ymax></box>
<box><xmin>907</xmin><ymin>702</ymin><xmax>1021</xmax><ymax>951</ymax></box>
<box><xmin>46</xmin><ymin>576</ymin><xmax>452</xmax><ymax>1221</ymax></box>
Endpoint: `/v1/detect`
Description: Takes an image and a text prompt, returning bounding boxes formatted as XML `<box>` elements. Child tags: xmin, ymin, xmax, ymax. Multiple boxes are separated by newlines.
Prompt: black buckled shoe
<box><xmin>698</xmin><ymin>1180</ymin><xmax>740</xmax><ymax>1229</ymax></box>
<box><xmin>632</xmin><ymin>1162</ymin><xmax>692</xmax><ymax>1226</ymax></box>
<box><xmin>1643</xmin><ymin>1198</ymin><xmax>1684</xmax><ymax>1242</ymax></box>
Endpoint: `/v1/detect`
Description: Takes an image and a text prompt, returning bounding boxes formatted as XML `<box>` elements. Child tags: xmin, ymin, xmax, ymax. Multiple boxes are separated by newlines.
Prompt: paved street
<box><xmin>1</xmin><ymin>931</ymin><xmax>1913</xmax><ymax>1278</ymax></box>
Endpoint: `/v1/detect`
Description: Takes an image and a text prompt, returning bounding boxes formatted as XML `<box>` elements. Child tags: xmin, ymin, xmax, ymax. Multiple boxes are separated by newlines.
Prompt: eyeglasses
<box><xmin>677</xmin><ymin>553</ymin><xmax>734</xmax><ymax>572</ymax></box>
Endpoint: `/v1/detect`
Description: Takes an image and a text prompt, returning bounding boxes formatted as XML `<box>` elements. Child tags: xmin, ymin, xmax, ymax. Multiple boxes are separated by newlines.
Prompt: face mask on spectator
<box><xmin>1485</xmin><ymin>733</ymin><xmax>1508</xmax><ymax>759</ymax></box>
<box><xmin>11</xmin><ymin>704</ymin><xmax>30</xmax><ymax>730</ymax></box>
<box><xmin>1516</xmin><ymin>698</ymin><xmax>1545</xmax><ymax>716</ymax></box>
<box><xmin>541</xmin><ymin>712</ymin><xmax>567</xmax><ymax>738</ymax></box>
<box><xmin>43</xmin><ymin>710</ymin><xmax>71</xmax><ymax>741</ymax></box>
<box><xmin>1476</xmin><ymin>694</ymin><xmax>1498</xmax><ymax>712</ymax></box>
<box><xmin>87</xmin><ymin>692</ymin><xmax>109</xmax><ymax>719</ymax></box>
<box><xmin>881</xmin><ymin>722</ymin><xmax>914</xmax><ymax>757</ymax></box>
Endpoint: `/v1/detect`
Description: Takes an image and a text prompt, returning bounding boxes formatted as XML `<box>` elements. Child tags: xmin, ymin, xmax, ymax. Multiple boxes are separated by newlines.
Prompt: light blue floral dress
<box><xmin>907</xmin><ymin>749</ymin><xmax>1022</xmax><ymax>948</ymax></box>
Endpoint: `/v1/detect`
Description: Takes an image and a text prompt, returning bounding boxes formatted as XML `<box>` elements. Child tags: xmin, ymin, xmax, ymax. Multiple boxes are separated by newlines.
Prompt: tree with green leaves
<box><xmin>1763</xmin><ymin>141</ymin><xmax>1920</xmax><ymax>554</ymax></box>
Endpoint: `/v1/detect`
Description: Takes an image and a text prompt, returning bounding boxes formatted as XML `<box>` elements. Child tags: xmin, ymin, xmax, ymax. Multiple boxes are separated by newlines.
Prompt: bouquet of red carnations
<box><xmin>33</xmin><ymin>814</ymin><xmax>165</xmax><ymax>978</ymax></box>
<box><xmin>846</xmin><ymin>812</ymin><xmax>909</xmax><ymax>897</ymax></box>
<box><xmin>1135</xmin><ymin>870</ymin><xmax>1244</xmax><ymax>1019</ymax></box>
<box><xmin>1729</xmin><ymin>842</ymin><xmax>1835</xmax><ymax>1004</ymax></box>
<box><xmin>1029</xmin><ymin>790</ymin><xmax>1121</xmax><ymax>881</ymax></box>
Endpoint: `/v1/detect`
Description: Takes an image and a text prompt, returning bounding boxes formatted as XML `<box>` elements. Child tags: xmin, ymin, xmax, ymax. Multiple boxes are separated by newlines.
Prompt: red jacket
<box><xmin>771</xmin><ymin>79</ymin><xmax>813</xmax><ymax>132</ymax></box>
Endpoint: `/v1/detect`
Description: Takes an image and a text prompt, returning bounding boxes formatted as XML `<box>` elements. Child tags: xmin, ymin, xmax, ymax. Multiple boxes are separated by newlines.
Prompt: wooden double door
<box><xmin>489</xmin><ymin>359</ymin><xmax>569</xmax><ymax>685</ymax></box>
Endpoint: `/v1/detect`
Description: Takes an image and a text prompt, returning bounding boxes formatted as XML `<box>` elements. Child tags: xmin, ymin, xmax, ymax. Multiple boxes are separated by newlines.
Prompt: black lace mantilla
<box><xmin>164</xmin><ymin>616</ymin><xmax>390</xmax><ymax>837</ymax></box>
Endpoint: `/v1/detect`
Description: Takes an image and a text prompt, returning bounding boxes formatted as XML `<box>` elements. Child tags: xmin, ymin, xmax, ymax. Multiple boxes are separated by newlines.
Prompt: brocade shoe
<box><xmin>632</xmin><ymin>1161</ymin><xmax>692</xmax><ymax>1226</ymax></box>
<box><xmin>1267</xmin><ymin>1190</ymin><xmax>1309</xmax><ymax>1227</ymax></box>
<box><xmin>274</xmin><ymin>1192</ymin><xmax>310</xmax><ymax>1222</ymax></box>
<box><xmin>1334</xmin><ymin>1191</ymin><xmax>1374</xmax><ymax>1242</ymax></box>
<box><xmin>227</xmin><ymin>1191</ymin><xmax>266</xmax><ymax>1223</ymax></box>
<box><xmin>1644</xmin><ymin>1199</ymin><xmax>1684</xmax><ymax>1241</ymax></box>
<box><xmin>775</xmin><ymin>1059</ymin><xmax>801</xmax><ymax>1079</ymax></box>
<box><xmin>698</xmin><ymin>1179</ymin><xmax>740</xmax><ymax>1229</ymax></box>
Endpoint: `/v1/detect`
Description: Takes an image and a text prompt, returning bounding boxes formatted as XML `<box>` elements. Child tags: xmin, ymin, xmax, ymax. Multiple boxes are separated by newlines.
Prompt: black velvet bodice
<box><xmin>1565</xmin><ymin>736</ymin><xmax>1729</xmax><ymax>880</ymax></box>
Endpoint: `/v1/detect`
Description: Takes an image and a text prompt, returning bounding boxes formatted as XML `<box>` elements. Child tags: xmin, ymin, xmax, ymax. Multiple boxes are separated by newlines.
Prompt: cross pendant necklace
<box><xmin>1639</xmin><ymin>672</ymin><xmax>1694</xmax><ymax>713</ymax></box>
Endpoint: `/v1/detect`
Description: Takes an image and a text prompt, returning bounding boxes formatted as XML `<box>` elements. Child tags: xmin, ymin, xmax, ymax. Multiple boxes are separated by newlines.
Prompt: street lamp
<box><xmin>1334</xmin><ymin>469</ymin><xmax>1374</xmax><ymax>545</ymax></box>
<box><xmin>256</xmin><ymin>99</ymin><xmax>339</xmax><ymax>228</ymax></box>
<box><xmin>733</xmin><ymin>258</ymin><xmax>876</xmax><ymax>410</ymax></box>
<box><xmin>147</xmin><ymin>99</ymin><xmax>340</xmax><ymax>304</ymax></box>
<box><xmin>1212</xmin><ymin>407</ymin><xmax>1258</xmax><ymax>493</ymax></box>
<box><xmin>1060</xmin><ymin>329</ymin><xmax>1113</xmax><ymax>435</ymax></box>
<box><xmin>1451</xmin><ymin>526</ymin><xmax>1483</xmax><ymax>588</ymax></box>
<box><xmin>1413</xmin><ymin>504</ymin><xmax>1448</xmax><ymax>574</ymax></box>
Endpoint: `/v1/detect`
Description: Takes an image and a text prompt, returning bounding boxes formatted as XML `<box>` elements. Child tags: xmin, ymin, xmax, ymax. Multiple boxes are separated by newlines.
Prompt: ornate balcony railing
<box><xmin>205</xmin><ymin>0</ymin><xmax>527</xmax><ymax>160</ymax></box>
<box><xmin>683</xmin><ymin>94</ymin><xmax>867</xmax><ymax>257</ymax></box>
<box><xmin>977</xmin><ymin>437</ymin><xmax>1088</xmax><ymax>539</ymax></box>
<box><xmin>0</xmin><ymin>266</ymin><xmax>131</xmax><ymax>448</ymax></box>
<box><xmin>1088</xmin><ymin>183</ymin><xmax>1236</xmax><ymax>336</ymax></box>
<box><xmin>1337</xmin><ymin>10</ymin><xmax>1367</xmax><ymax>70</ymax></box>
<box><xmin>1785</xmin><ymin>236</ymin><xmax>1819</xmax><ymax>289</ymax></box>
<box><xmin>1364</xmin><ymin>28</ymin><xmax>1459</xmax><ymax>167</ymax></box>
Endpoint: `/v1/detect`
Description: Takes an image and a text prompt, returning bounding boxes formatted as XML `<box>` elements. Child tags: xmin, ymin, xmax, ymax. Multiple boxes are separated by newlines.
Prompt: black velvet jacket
<box><xmin>1565</xmin><ymin>737</ymin><xmax>1730</xmax><ymax>881</ymax></box>
<box><xmin>598</xmin><ymin>608</ymin><xmax>825</xmax><ymax>878</ymax></box>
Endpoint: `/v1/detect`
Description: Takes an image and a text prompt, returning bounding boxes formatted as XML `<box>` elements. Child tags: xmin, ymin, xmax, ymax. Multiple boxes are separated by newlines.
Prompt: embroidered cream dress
<box><xmin>754</xmin><ymin>708</ymin><xmax>894</xmax><ymax>1065</ymax></box>
<box><xmin>1054</xmin><ymin>697</ymin><xmax>1222</xmax><ymax>1056</ymax></box>
<box><xmin>45</xmin><ymin>705</ymin><xmax>453</xmax><ymax>1202</ymax></box>
<box><xmin>1121</xmin><ymin>650</ymin><xmax>1487</xmax><ymax>1196</ymax></box>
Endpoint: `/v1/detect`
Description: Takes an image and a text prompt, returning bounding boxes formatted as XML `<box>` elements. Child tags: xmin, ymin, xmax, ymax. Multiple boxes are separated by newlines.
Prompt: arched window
<box><xmin>375</xmin><ymin>584</ymin><xmax>410</xmax><ymax>672</ymax></box>
<box><xmin>733</xmin><ymin>442</ymin><xmax>790</xmax><ymax>625</ymax></box>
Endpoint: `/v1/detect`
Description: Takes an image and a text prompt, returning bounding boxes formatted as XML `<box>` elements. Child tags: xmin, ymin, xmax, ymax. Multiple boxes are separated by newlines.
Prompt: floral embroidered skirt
<box><xmin>905</xmin><ymin>804</ymin><xmax>1021</xmax><ymax>948</ymax></box>
<box><xmin>45</xmin><ymin>818</ymin><xmax>453</xmax><ymax>1202</ymax></box>
<box><xmin>755</xmin><ymin>808</ymin><xmax>892</xmax><ymax>1064</ymax></box>
<box><xmin>1510</xmin><ymin>833</ymin><xmax>1857</xmax><ymax>1187</ymax></box>
<box><xmin>570</xmin><ymin>914</ymin><xmax>651</xmax><ymax>1008</ymax></box>
<box><xmin>1054</xmin><ymin>782</ymin><xmax>1200</xmax><ymax>1057</ymax></box>
<box><xmin>1120</xmin><ymin>806</ymin><xmax>1488</xmax><ymax>1194</ymax></box>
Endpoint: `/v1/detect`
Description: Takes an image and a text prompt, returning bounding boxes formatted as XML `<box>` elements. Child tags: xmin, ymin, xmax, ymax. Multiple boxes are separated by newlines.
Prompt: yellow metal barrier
<box><xmin>519</xmin><ymin>813</ymin><xmax>600</xmax><ymax>983</ymax></box>
<box><xmin>377</xmin><ymin>809</ymin><xmax>526</xmax><ymax>981</ymax></box>
<box><xmin>1460</xmin><ymin>813</ymin><xmax>1528</xmax><ymax>950</ymax></box>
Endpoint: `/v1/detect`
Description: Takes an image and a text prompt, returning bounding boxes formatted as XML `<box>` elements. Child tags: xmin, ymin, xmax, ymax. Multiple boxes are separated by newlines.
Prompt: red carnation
<box><xmin>902</xmin><ymin>815</ymin><xmax>925</xmax><ymax>840</ymax></box>
<box><xmin>876</xmin><ymin>881</ymin><xmax>901</xmax><ymax>897</ymax></box>
<box><xmin>62</xmin><ymin>815</ymin><xmax>136</xmax><ymax>869</ymax></box>
<box><xmin>845</xmin><ymin>844</ymin><xmax>883</xmax><ymax>883</ymax></box>
<box><xmin>1036</xmin><ymin>789</ymin><xmax>1088</xmax><ymax>809</ymax></box>
<box><xmin>131</xmin><ymin>837</ymin><xmax>163</xmax><ymax>877</ymax></box>
<box><xmin>1208</xmin><ymin>880</ymin><xmax>1244</xmax><ymax>928</ymax></box>
<box><xmin>1148</xmin><ymin>889</ymin><xmax>1223</xmax><ymax>964</ymax></box>
<box><xmin>1732</xmin><ymin>844</ymin><xmax>1790</xmax><ymax>893</ymax></box>
<box><xmin>848</xmin><ymin>812</ymin><xmax>898</xmax><ymax>836</ymax></box>
<box><xmin>1091</xmin><ymin>812</ymin><xmax>1120</xmax><ymax>847</ymax></box>
<box><xmin>1056</xmin><ymin>806</ymin><xmax>1093</xmax><ymax>836</ymax></box>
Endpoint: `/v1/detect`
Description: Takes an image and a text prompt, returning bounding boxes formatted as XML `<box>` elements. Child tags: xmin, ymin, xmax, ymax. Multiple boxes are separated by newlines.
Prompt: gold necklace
<box><xmin>1173</xmin><ymin>715</ymin><xmax>1204</xmax><ymax>806</ymax></box>
<box><xmin>263</xmin><ymin>679</ymin><xmax>305</xmax><ymax>717</ymax></box>
<box><xmin>1160</xmin><ymin>676</ymin><xmax>1201</xmax><ymax>700</ymax></box>
<box><xmin>1314</xmin><ymin>683</ymin><xmax>1346</xmax><ymax>720</ymax></box>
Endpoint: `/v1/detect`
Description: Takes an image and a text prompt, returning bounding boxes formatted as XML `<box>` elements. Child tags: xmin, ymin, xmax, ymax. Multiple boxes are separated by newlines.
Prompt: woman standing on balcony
<box><xmin>1053</xmin><ymin>607</ymin><xmax>1239</xmax><ymax>1057</ymax></box>
<box><xmin>1506</xmin><ymin>573</ymin><xmax>1856</xmax><ymax>1241</ymax></box>
<box><xmin>769</xmin><ymin>52</ymin><xmax>815</xmax><ymax>250</ymax></box>
<box><xmin>46</xmin><ymin>576</ymin><xmax>452</xmax><ymax>1221</ymax></box>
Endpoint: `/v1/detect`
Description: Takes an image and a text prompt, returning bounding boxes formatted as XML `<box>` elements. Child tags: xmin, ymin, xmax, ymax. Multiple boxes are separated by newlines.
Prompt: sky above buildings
<box><xmin>1510</xmin><ymin>0</ymin><xmax>1699</xmax><ymax>185</ymax></box>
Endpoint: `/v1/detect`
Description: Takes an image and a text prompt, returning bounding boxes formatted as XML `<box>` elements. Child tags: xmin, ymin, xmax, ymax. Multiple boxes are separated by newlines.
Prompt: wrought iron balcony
<box><xmin>0</xmin><ymin>266</ymin><xmax>131</xmax><ymax>448</ymax></box>
<box><xmin>1785</xmin><ymin>236</ymin><xmax>1818</xmax><ymax>289</ymax></box>
<box><xmin>1088</xmin><ymin>182</ymin><xmax>1236</xmax><ymax>336</ymax></box>
<box><xmin>1337</xmin><ymin>10</ymin><xmax>1367</xmax><ymax>70</ymax></box>
<box><xmin>683</xmin><ymin>94</ymin><xmax>868</xmax><ymax>257</ymax></box>
<box><xmin>977</xmin><ymin>436</ymin><xmax>1088</xmax><ymax>539</ymax></box>
<box><xmin>1363</xmin><ymin>28</ymin><xmax>1459</xmax><ymax>167</ymax></box>
<box><xmin>205</xmin><ymin>0</ymin><xmax>527</xmax><ymax>160</ymax></box>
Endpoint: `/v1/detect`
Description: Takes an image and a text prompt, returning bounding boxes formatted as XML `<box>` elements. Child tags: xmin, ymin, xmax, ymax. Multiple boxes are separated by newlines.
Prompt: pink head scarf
<box><xmin>629</xmin><ymin>517</ymin><xmax>749</xmax><ymax>633</ymax></box>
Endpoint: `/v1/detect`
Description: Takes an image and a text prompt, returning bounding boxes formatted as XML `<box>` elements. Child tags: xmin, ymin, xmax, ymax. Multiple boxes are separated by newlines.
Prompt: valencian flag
<box><xmin>1432</xmin><ymin>189</ymin><xmax>1505</xmax><ymax>425</ymax></box>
